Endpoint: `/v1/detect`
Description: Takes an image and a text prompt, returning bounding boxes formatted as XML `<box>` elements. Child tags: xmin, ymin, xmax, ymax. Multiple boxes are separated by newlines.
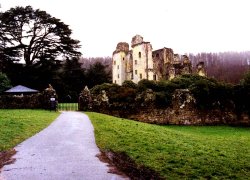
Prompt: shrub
<box><xmin>0</xmin><ymin>72</ymin><xmax>11</xmax><ymax>94</ymax></box>
<box><xmin>138</xmin><ymin>79</ymin><xmax>157</xmax><ymax>92</ymax></box>
<box><xmin>235</xmin><ymin>71</ymin><xmax>250</xmax><ymax>115</ymax></box>
<box><xmin>90</xmin><ymin>83</ymin><xmax>119</xmax><ymax>95</ymax></box>
<box><xmin>122</xmin><ymin>80</ymin><xmax>138</xmax><ymax>89</ymax></box>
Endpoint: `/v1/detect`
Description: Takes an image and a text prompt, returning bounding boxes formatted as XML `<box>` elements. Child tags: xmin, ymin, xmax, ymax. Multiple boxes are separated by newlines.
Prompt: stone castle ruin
<box><xmin>112</xmin><ymin>35</ymin><xmax>206</xmax><ymax>85</ymax></box>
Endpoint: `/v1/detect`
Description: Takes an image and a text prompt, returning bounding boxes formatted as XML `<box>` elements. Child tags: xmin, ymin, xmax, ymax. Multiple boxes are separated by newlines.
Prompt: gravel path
<box><xmin>0</xmin><ymin>111</ymin><xmax>127</xmax><ymax>180</ymax></box>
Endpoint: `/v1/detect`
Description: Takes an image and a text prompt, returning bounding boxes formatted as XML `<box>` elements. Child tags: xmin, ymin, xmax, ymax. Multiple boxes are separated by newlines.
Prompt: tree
<box><xmin>0</xmin><ymin>6</ymin><xmax>81</xmax><ymax>67</ymax></box>
<box><xmin>238</xmin><ymin>71</ymin><xmax>250</xmax><ymax>115</ymax></box>
<box><xmin>56</xmin><ymin>57</ymin><xmax>86</xmax><ymax>102</ymax></box>
<box><xmin>86</xmin><ymin>62</ymin><xmax>111</xmax><ymax>88</ymax></box>
<box><xmin>0</xmin><ymin>72</ymin><xmax>11</xmax><ymax>93</ymax></box>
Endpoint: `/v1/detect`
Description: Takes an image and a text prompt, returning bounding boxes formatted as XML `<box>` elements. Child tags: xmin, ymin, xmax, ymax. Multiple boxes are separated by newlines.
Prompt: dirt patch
<box><xmin>96</xmin><ymin>152</ymin><xmax>128</xmax><ymax>178</ymax></box>
<box><xmin>97</xmin><ymin>150</ymin><xmax>164</xmax><ymax>180</ymax></box>
<box><xmin>0</xmin><ymin>149</ymin><xmax>16</xmax><ymax>169</ymax></box>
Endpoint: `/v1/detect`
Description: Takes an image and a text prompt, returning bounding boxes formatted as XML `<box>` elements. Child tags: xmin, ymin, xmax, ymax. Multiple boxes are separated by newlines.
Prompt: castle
<box><xmin>112</xmin><ymin>35</ymin><xmax>205</xmax><ymax>85</ymax></box>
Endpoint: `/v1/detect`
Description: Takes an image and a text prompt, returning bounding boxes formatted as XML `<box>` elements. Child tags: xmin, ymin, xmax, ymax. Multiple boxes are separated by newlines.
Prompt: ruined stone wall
<box><xmin>131</xmin><ymin>35</ymin><xmax>144</xmax><ymax>48</ymax></box>
<box><xmin>112</xmin><ymin>51</ymin><xmax>127</xmax><ymax>85</ymax></box>
<box><xmin>112</xmin><ymin>35</ymin><xmax>206</xmax><ymax>85</ymax></box>
<box><xmin>113</xmin><ymin>42</ymin><xmax>129</xmax><ymax>54</ymax></box>
<box><xmin>86</xmin><ymin>87</ymin><xmax>249</xmax><ymax>126</ymax></box>
<box><xmin>181</xmin><ymin>55</ymin><xmax>192</xmax><ymax>75</ymax></box>
<box><xmin>112</xmin><ymin>42</ymin><xmax>130</xmax><ymax>85</ymax></box>
<box><xmin>152</xmin><ymin>48</ymin><xmax>174</xmax><ymax>80</ymax></box>
<box><xmin>196</xmin><ymin>62</ymin><xmax>206</xmax><ymax>76</ymax></box>
<box><xmin>125</xmin><ymin>51</ymin><xmax>133</xmax><ymax>81</ymax></box>
<box><xmin>132</xmin><ymin>43</ymin><xmax>154</xmax><ymax>83</ymax></box>
<box><xmin>128</xmin><ymin>108</ymin><xmax>249</xmax><ymax>126</ymax></box>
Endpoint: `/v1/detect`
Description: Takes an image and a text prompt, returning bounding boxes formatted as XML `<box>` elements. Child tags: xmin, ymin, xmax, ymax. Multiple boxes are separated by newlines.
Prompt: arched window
<box><xmin>139</xmin><ymin>52</ymin><xmax>141</xmax><ymax>58</ymax></box>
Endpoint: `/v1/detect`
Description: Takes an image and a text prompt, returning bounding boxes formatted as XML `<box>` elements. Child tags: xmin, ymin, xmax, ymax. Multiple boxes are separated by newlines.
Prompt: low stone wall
<box><xmin>128</xmin><ymin>108</ymin><xmax>249</xmax><ymax>126</ymax></box>
<box><xmin>79</xmin><ymin>87</ymin><xmax>250</xmax><ymax>126</ymax></box>
<box><xmin>91</xmin><ymin>106</ymin><xmax>249</xmax><ymax>126</ymax></box>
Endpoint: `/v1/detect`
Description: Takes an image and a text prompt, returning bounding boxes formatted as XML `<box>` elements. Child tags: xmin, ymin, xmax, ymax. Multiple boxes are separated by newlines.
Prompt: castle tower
<box><xmin>112</xmin><ymin>42</ymin><xmax>129</xmax><ymax>85</ymax></box>
<box><xmin>131</xmin><ymin>35</ymin><xmax>154</xmax><ymax>83</ymax></box>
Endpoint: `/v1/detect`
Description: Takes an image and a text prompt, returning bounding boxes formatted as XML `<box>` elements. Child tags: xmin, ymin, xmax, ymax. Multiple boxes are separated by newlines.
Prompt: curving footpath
<box><xmin>0</xmin><ymin>112</ymin><xmax>127</xmax><ymax>180</ymax></box>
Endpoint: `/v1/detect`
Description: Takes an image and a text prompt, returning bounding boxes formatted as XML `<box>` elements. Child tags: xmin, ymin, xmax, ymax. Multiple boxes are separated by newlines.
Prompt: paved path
<box><xmin>0</xmin><ymin>112</ymin><xmax>127</xmax><ymax>180</ymax></box>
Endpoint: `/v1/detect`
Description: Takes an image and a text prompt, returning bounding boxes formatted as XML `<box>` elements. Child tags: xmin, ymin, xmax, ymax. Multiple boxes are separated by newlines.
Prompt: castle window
<box><xmin>140</xmin><ymin>73</ymin><xmax>142</xmax><ymax>79</ymax></box>
<box><xmin>118</xmin><ymin>74</ymin><xmax>120</xmax><ymax>78</ymax></box>
<box><xmin>153</xmin><ymin>74</ymin><xmax>156</xmax><ymax>81</ymax></box>
<box><xmin>135</xmin><ymin>60</ymin><xmax>137</xmax><ymax>65</ymax></box>
<box><xmin>117</xmin><ymin>65</ymin><xmax>119</xmax><ymax>69</ymax></box>
<box><xmin>139</xmin><ymin>52</ymin><xmax>141</xmax><ymax>58</ymax></box>
<box><xmin>135</xmin><ymin>70</ymin><xmax>137</xmax><ymax>75</ymax></box>
<box><xmin>114</xmin><ymin>61</ymin><xmax>116</xmax><ymax>65</ymax></box>
<box><xmin>123</xmin><ymin>57</ymin><xmax>125</xmax><ymax>60</ymax></box>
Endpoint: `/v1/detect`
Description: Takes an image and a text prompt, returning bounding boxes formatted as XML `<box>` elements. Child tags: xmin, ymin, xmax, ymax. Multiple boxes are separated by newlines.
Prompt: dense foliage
<box><xmin>91</xmin><ymin>72</ymin><xmax>250</xmax><ymax>115</ymax></box>
<box><xmin>0</xmin><ymin>6</ymin><xmax>81</xmax><ymax>67</ymax></box>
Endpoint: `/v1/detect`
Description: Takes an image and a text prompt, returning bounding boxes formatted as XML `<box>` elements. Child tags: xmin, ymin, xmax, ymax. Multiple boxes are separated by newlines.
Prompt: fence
<box><xmin>57</xmin><ymin>103</ymin><xmax>78</xmax><ymax>111</ymax></box>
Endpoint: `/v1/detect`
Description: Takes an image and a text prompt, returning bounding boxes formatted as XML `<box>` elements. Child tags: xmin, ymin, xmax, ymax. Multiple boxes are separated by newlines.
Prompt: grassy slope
<box><xmin>86</xmin><ymin>112</ymin><xmax>250</xmax><ymax>179</ymax></box>
<box><xmin>0</xmin><ymin>109</ymin><xmax>59</xmax><ymax>151</ymax></box>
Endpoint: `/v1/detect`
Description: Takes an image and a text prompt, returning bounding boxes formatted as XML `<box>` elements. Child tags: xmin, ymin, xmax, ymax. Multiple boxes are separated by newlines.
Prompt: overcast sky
<box><xmin>1</xmin><ymin>0</ymin><xmax>250</xmax><ymax>57</ymax></box>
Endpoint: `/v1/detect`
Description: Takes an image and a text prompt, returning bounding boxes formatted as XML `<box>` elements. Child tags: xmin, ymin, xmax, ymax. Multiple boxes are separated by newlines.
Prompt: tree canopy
<box><xmin>0</xmin><ymin>6</ymin><xmax>81</xmax><ymax>67</ymax></box>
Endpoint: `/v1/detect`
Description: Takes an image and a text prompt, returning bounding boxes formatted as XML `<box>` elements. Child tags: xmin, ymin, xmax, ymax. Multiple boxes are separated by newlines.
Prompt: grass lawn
<box><xmin>0</xmin><ymin>109</ymin><xmax>60</xmax><ymax>151</ymax></box>
<box><xmin>86</xmin><ymin>112</ymin><xmax>250</xmax><ymax>179</ymax></box>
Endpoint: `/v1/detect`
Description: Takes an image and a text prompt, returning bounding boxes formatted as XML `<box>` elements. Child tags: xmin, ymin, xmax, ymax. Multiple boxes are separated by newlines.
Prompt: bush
<box><xmin>122</xmin><ymin>80</ymin><xmax>138</xmax><ymax>89</ymax></box>
<box><xmin>90</xmin><ymin>83</ymin><xmax>119</xmax><ymax>95</ymax></box>
<box><xmin>111</xmin><ymin>87</ymin><xmax>137</xmax><ymax>103</ymax></box>
<box><xmin>138</xmin><ymin>79</ymin><xmax>157</xmax><ymax>92</ymax></box>
<box><xmin>234</xmin><ymin>71</ymin><xmax>250</xmax><ymax>115</ymax></box>
<box><xmin>90</xmin><ymin>75</ymin><xmax>240</xmax><ymax>112</ymax></box>
<box><xmin>0</xmin><ymin>72</ymin><xmax>11</xmax><ymax>94</ymax></box>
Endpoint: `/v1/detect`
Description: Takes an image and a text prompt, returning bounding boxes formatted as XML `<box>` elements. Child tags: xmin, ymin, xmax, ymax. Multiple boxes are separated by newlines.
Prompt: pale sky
<box><xmin>1</xmin><ymin>0</ymin><xmax>250</xmax><ymax>57</ymax></box>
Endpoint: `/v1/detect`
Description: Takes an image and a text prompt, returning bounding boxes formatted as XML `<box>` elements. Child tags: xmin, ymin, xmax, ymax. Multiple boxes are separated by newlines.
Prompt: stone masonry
<box><xmin>112</xmin><ymin>35</ymin><xmax>205</xmax><ymax>85</ymax></box>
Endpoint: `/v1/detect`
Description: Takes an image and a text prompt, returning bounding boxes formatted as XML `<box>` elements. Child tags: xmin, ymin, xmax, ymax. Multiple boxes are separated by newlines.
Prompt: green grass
<box><xmin>58</xmin><ymin>103</ymin><xmax>78</xmax><ymax>111</ymax></box>
<box><xmin>0</xmin><ymin>109</ymin><xmax>59</xmax><ymax>151</ymax></box>
<box><xmin>86</xmin><ymin>112</ymin><xmax>250</xmax><ymax>179</ymax></box>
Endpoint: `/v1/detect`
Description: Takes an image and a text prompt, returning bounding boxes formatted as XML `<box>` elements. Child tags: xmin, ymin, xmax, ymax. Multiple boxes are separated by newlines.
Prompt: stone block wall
<box><xmin>81</xmin><ymin>87</ymin><xmax>250</xmax><ymax>126</ymax></box>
